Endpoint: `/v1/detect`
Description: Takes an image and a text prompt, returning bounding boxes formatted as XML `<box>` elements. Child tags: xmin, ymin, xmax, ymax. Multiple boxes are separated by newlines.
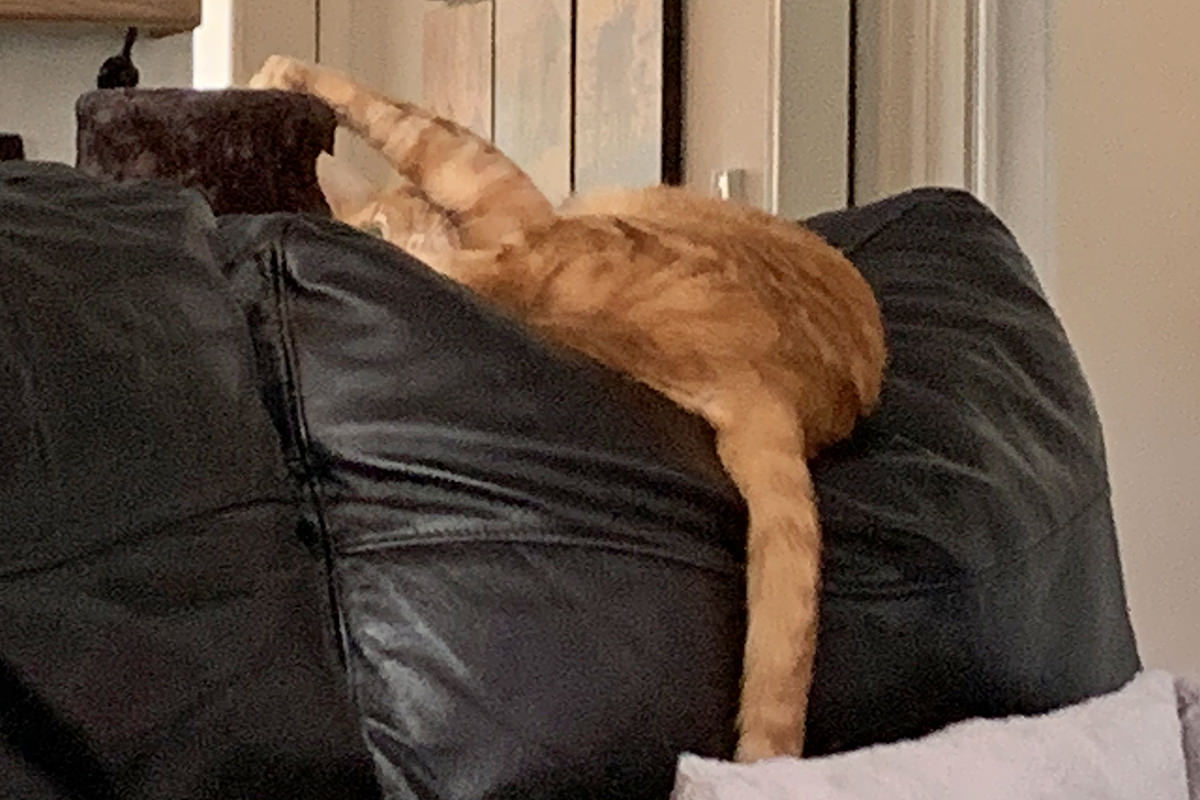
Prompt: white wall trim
<box><xmin>765</xmin><ymin>0</ymin><xmax>782</xmax><ymax>212</ymax></box>
<box><xmin>965</xmin><ymin>0</ymin><xmax>996</xmax><ymax>201</ymax></box>
<box><xmin>984</xmin><ymin>0</ymin><xmax>1054</xmax><ymax>293</ymax></box>
<box><xmin>192</xmin><ymin>0</ymin><xmax>233</xmax><ymax>88</ymax></box>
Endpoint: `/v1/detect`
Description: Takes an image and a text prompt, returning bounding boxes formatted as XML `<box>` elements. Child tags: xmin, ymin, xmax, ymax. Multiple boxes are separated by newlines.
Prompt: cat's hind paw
<box><xmin>734</xmin><ymin>703</ymin><xmax>805</xmax><ymax>763</ymax></box>
<box><xmin>248</xmin><ymin>54</ymin><xmax>307</xmax><ymax>91</ymax></box>
<box><xmin>734</xmin><ymin>733</ymin><xmax>798</xmax><ymax>764</ymax></box>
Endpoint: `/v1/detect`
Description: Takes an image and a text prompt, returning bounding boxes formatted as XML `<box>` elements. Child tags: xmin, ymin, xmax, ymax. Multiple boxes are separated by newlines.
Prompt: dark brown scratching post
<box><xmin>75</xmin><ymin>89</ymin><xmax>337</xmax><ymax>216</ymax></box>
<box><xmin>0</xmin><ymin>134</ymin><xmax>23</xmax><ymax>161</ymax></box>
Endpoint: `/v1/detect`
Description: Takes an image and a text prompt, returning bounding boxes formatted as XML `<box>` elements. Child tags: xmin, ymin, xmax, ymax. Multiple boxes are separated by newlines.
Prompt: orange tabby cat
<box><xmin>249</xmin><ymin>55</ymin><xmax>886</xmax><ymax>762</ymax></box>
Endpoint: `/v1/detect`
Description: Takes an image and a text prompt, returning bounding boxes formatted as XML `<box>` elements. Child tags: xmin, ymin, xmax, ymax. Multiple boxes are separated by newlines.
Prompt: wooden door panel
<box><xmin>422</xmin><ymin>0</ymin><xmax>493</xmax><ymax>139</ymax></box>
<box><xmin>494</xmin><ymin>0</ymin><xmax>572</xmax><ymax>205</ymax></box>
<box><xmin>574</xmin><ymin>0</ymin><xmax>679</xmax><ymax>192</ymax></box>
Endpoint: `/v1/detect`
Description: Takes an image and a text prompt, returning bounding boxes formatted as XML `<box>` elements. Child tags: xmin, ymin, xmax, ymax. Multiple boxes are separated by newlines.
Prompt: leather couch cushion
<box><xmin>0</xmin><ymin>159</ymin><xmax>1139</xmax><ymax>799</ymax></box>
<box><xmin>217</xmin><ymin>213</ymin><xmax>747</xmax><ymax>799</ymax></box>
<box><xmin>0</xmin><ymin>162</ymin><xmax>378</xmax><ymax>799</ymax></box>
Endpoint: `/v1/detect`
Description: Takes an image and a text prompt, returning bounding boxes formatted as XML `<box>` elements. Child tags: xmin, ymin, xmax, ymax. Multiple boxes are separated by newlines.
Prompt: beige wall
<box><xmin>1051</xmin><ymin>1</ymin><xmax>1200</xmax><ymax>672</ymax></box>
<box><xmin>0</xmin><ymin>24</ymin><xmax>192</xmax><ymax>163</ymax></box>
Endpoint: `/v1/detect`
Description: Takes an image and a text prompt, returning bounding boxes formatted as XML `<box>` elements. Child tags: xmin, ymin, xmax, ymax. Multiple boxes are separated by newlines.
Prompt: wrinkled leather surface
<box><xmin>215</xmin><ymin>188</ymin><xmax>1138</xmax><ymax>798</ymax></box>
<box><xmin>215</xmin><ymin>215</ymin><xmax>748</xmax><ymax>800</ymax></box>
<box><xmin>0</xmin><ymin>160</ymin><xmax>1139</xmax><ymax>800</ymax></box>
<box><xmin>0</xmin><ymin>162</ymin><xmax>379</xmax><ymax>799</ymax></box>
<box><xmin>803</xmin><ymin>190</ymin><xmax>1140</xmax><ymax>752</ymax></box>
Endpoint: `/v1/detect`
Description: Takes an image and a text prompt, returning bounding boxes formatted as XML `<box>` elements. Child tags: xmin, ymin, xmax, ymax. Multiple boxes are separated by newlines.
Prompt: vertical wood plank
<box><xmin>317</xmin><ymin>0</ymin><xmax>426</xmax><ymax>187</ymax></box>
<box><xmin>232</xmin><ymin>0</ymin><xmax>317</xmax><ymax>85</ymax></box>
<box><xmin>682</xmin><ymin>0</ymin><xmax>773</xmax><ymax>207</ymax></box>
<box><xmin>422</xmin><ymin>0</ymin><xmax>494</xmax><ymax>139</ymax></box>
<box><xmin>574</xmin><ymin>0</ymin><xmax>679</xmax><ymax>192</ymax></box>
<box><xmin>494</xmin><ymin>0</ymin><xmax>572</xmax><ymax>205</ymax></box>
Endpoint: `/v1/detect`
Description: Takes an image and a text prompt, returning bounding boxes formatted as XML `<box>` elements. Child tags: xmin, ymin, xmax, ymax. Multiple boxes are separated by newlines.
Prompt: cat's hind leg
<box><xmin>248</xmin><ymin>55</ymin><xmax>555</xmax><ymax>248</ymax></box>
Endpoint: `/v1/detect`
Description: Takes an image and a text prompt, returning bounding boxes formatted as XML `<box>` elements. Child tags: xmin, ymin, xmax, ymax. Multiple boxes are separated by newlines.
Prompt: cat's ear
<box><xmin>316</xmin><ymin>152</ymin><xmax>379</xmax><ymax>220</ymax></box>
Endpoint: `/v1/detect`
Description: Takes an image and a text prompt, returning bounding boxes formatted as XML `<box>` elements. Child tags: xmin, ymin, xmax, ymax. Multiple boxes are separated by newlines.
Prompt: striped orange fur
<box><xmin>250</xmin><ymin>55</ymin><xmax>886</xmax><ymax>762</ymax></box>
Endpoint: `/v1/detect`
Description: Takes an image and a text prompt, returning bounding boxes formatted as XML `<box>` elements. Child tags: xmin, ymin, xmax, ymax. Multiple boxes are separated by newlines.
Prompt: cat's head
<box><xmin>316</xmin><ymin>152</ymin><xmax>386</xmax><ymax>234</ymax></box>
<box><xmin>316</xmin><ymin>153</ymin><xmax>460</xmax><ymax>253</ymax></box>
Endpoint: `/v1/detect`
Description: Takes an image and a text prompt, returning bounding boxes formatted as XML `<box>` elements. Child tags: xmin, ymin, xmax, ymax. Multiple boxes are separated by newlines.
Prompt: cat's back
<box><xmin>563</xmin><ymin>185</ymin><xmax>822</xmax><ymax>253</ymax></box>
<box><xmin>564</xmin><ymin>186</ymin><xmax>861</xmax><ymax>295</ymax></box>
<box><xmin>563</xmin><ymin>185</ymin><xmax>880</xmax><ymax>332</ymax></box>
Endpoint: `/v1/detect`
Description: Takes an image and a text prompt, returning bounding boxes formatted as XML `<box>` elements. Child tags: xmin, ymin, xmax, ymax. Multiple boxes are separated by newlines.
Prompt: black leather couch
<box><xmin>0</xmin><ymin>162</ymin><xmax>1139</xmax><ymax>799</ymax></box>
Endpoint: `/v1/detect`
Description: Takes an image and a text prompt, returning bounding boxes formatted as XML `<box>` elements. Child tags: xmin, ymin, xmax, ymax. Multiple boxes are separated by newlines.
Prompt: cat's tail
<box><xmin>248</xmin><ymin>55</ymin><xmax>555</xmax><ymax>248</ymax></box>
<box><xmin>713</xmin><ymin>393</ymin><xmax>822</xmax><ymax>762</ymax></box>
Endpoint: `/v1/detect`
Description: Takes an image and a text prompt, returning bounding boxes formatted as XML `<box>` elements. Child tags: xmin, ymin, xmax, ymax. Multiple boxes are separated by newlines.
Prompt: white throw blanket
<box><xmin>674</xmin><ymin>670</ymin><xmax>1199</xmax><ymax>800</ymax></box>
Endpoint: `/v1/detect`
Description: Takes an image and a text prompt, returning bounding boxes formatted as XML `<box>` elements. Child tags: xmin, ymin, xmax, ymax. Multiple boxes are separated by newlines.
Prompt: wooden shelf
<box><xmin>0</xmin><ymin>1</ymin><xmax>201</xmax><ymax>36</ymax></box>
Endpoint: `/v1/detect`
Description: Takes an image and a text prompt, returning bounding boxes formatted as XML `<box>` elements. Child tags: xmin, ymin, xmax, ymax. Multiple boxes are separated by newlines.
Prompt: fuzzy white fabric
<box><xmin>1178</xmin><ymin>675</ymin><xmax>1200</xmax><ymax>800</ymax></box>
<box><xmin>673</xmin><ymin>670</ymin><xmax>1194</xmax><ymax>800</ymax></box>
